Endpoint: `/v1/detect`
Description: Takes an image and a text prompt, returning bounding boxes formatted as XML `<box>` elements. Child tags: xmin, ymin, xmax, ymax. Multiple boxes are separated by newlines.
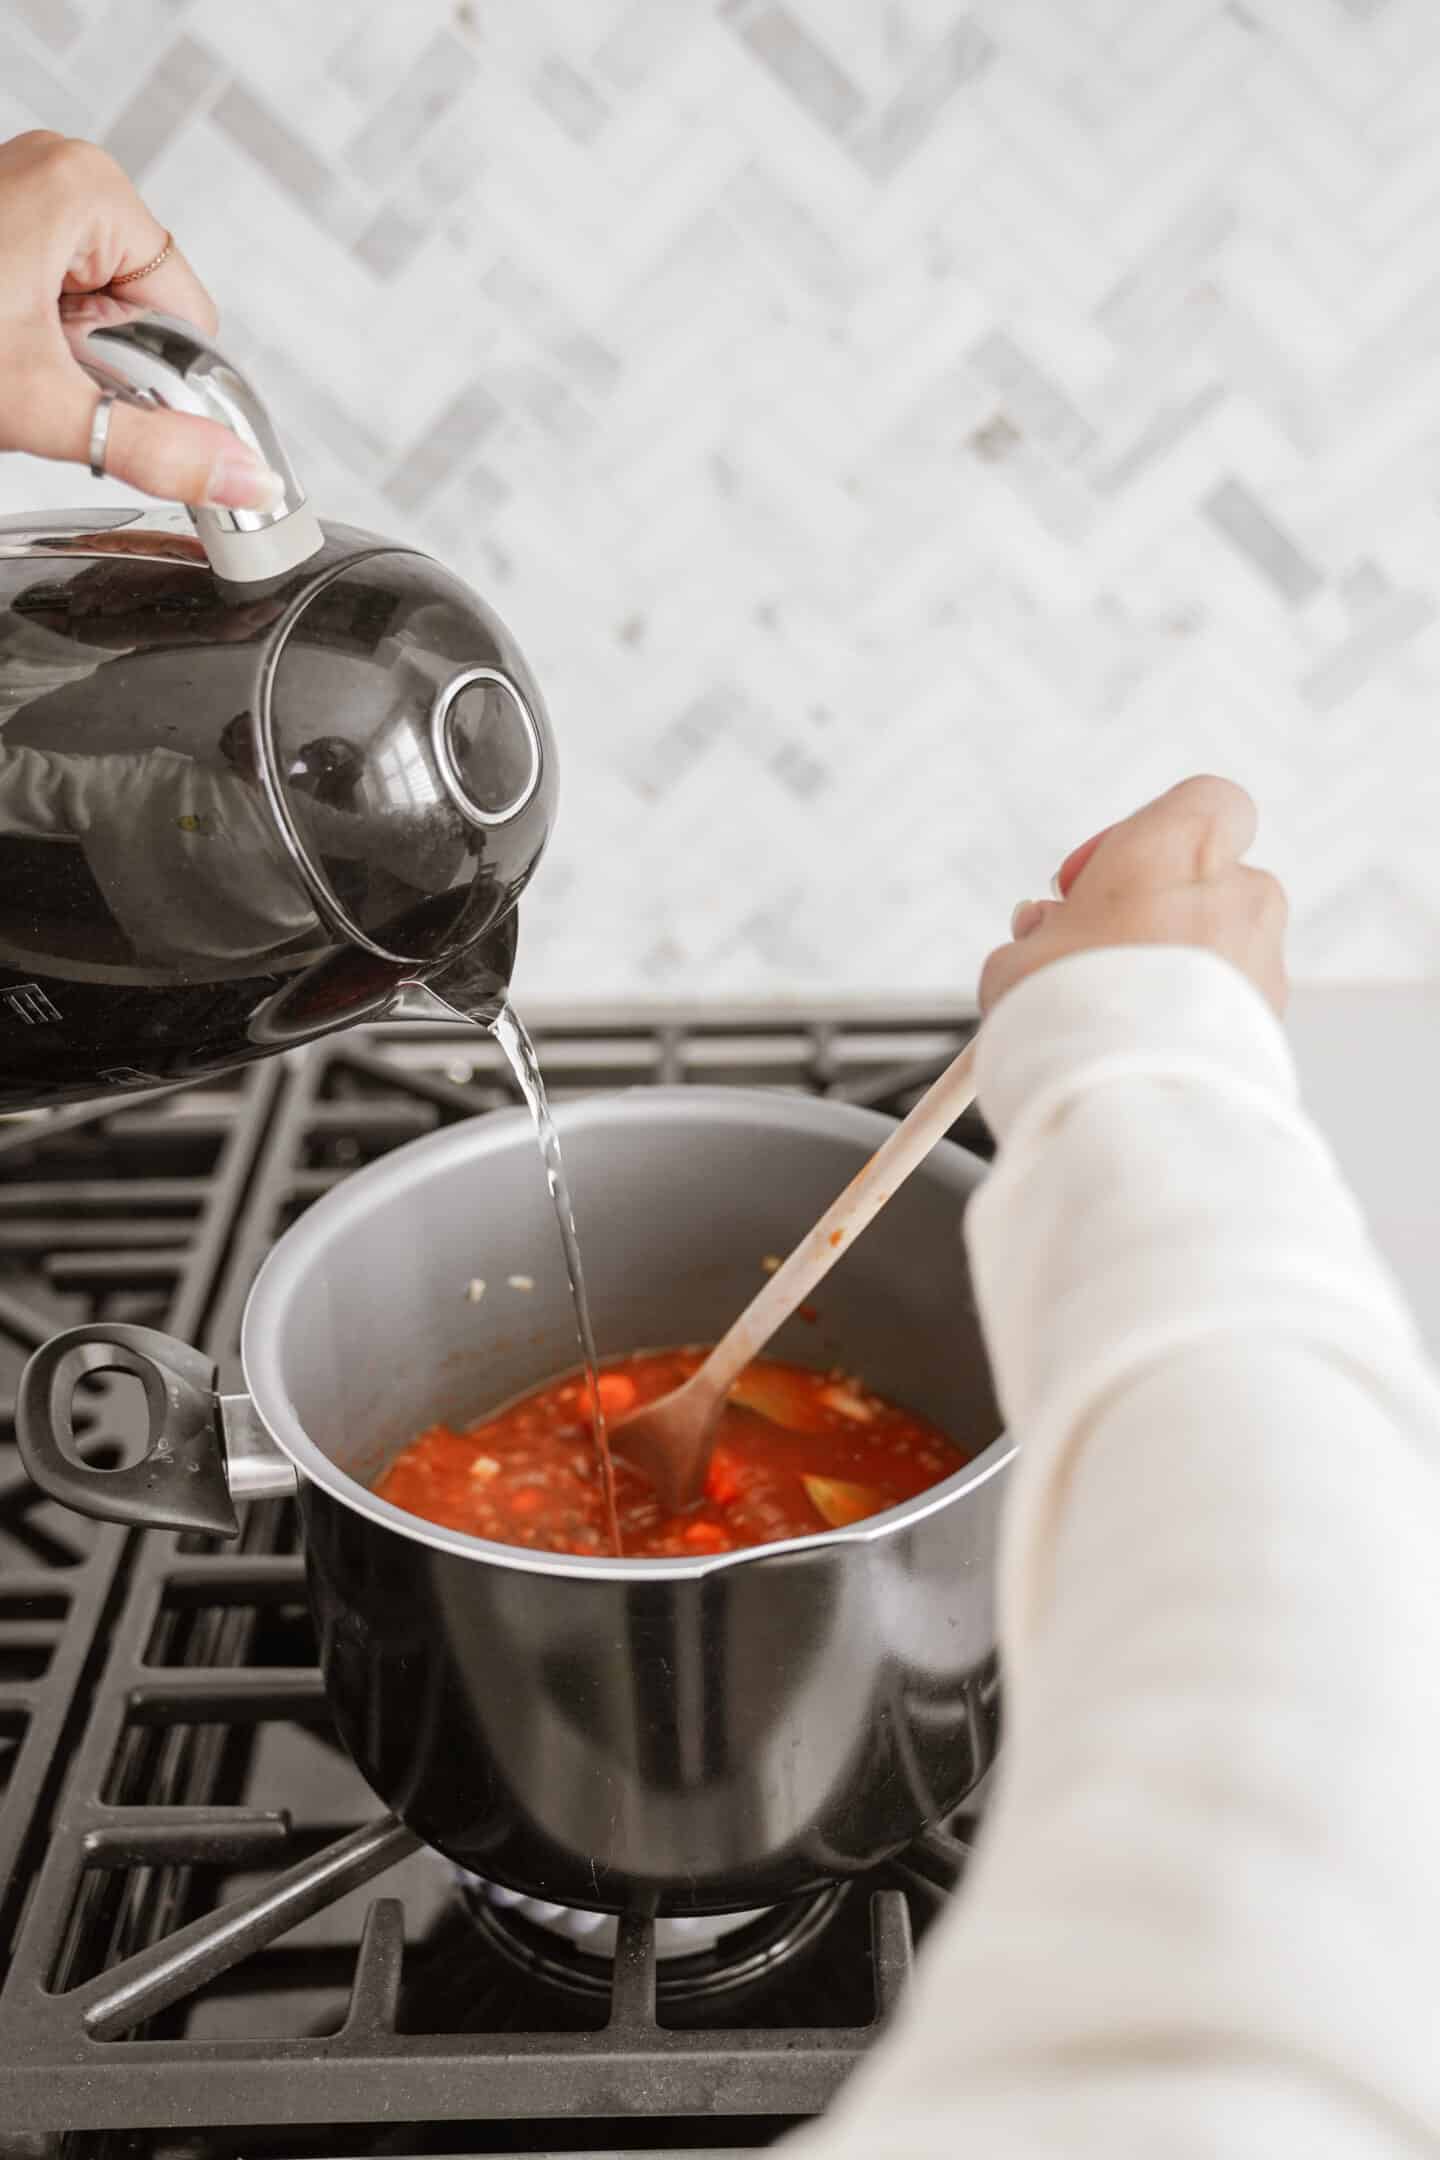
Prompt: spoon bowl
<box><xmin>611</xmin><ymin>1035</ymin><xmax>979</xmax><ymax>1507</ymax></box>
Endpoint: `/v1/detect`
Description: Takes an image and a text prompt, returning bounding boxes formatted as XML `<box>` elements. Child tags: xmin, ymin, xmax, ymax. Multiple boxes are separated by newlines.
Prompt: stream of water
<box><xmin>486</xmin><ymin>1002</ymin><xmax>623</xmax><ymax>1555</ymax></box>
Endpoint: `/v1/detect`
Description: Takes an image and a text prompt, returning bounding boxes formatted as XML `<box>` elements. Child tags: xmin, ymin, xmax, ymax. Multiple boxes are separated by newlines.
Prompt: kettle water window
<box><xmin>260</xmin><ymin>551</ymin><xmax>557</xmax><ymax>967</ymax></box>
<box><xmin>433</xmin><ymin>668</ymin><xmax>544</xmax><ymax>829</ymax></box>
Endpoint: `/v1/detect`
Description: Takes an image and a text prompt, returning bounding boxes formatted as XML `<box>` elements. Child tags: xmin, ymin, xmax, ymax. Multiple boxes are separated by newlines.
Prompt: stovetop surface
<box><xmin>0</xmin><ymin>1009</ymin><xmax>988</xmax><ymax>2159</ymax></box>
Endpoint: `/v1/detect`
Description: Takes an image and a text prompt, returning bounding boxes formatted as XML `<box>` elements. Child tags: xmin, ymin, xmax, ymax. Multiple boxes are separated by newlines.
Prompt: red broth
<box><xmin>372</xmin><ymin>1349</ymin><xmax>968</xmax><ymax>1560</ymax></box>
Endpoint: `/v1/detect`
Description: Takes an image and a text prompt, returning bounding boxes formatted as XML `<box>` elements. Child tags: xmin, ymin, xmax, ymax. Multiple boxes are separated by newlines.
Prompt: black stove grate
<box><xmin>0</xmin><ymin>1011</ymin><xmax>988</xmax><ymax>2158</ymax></box>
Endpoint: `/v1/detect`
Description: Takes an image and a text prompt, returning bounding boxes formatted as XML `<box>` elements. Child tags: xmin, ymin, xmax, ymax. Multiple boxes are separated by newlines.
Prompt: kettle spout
<box><xmin>404</xmin><ymin>910</ymin><xmax>519</xmax><ymax>1028</ymax></box>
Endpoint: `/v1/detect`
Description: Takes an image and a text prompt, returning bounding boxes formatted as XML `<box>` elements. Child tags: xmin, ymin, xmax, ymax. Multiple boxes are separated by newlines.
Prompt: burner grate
<box><xmin>0</xmin><ymin>1009</ymin><xmax>987</xmax><ymax>2156</ymax></box>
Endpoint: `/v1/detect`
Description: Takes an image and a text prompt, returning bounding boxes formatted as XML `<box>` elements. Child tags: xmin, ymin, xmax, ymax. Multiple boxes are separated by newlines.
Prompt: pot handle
<box><xmin>16</xmin><ymin>1323</ymin><xmax>297</xmax><ymax>1536</ymax></box>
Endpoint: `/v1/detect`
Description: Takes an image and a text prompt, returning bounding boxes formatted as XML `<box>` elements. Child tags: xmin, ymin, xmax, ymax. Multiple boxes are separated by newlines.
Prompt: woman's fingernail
<box><xmin>204</xmin><ymin>451</ymin><xmax>286</xmax><ymax>512</ymax></box>
<box><xmin>1011</xmin><ymin>899</ymin><xmax>1046</xmax><ymax>939</ymax></box>
<box><xmin>1053</xmin><ymin>826</ymin><xmax>1113</xmax><ymax>899</ymax></box>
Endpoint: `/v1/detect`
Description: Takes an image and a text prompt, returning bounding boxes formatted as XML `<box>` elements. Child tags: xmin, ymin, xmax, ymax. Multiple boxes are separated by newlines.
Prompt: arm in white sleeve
<box><xmin>792</xmin><ymin>948</ymin><xmax>1440</xmax><ymax>2159</ymax></box>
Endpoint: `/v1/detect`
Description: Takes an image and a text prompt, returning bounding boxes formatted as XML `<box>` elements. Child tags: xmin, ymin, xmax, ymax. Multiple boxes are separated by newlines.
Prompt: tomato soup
<box><xmin>373</xmin><ymin>1349</ymin><xmax>968</xmax><ymax>1560</ymax></box>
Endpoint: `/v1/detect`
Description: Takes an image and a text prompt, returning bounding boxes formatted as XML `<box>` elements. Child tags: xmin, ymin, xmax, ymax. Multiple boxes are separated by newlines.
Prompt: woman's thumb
<box><xmin>102</xmin><ymin>400</ymin><xmax>284</xmax><ymax>510</ymax></box>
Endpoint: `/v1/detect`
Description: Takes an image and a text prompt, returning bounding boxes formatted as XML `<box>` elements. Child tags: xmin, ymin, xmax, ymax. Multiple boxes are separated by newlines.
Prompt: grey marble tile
<box><xmin>732</xmin><ymin>4</ymin><xmax>865</xmax><ymax>136</ymax></box>
<box><xmin>11</xmin><ymin>0</ymin><xmax>84</xmax><ymax>52</ymax></box>
<box><xmin>353</xmin><ymin>202</ymin><xmax>427</xmax><ymax>280</ymax></box>
<box><xmin>483</xmin><ymin>261</ymin><xmax>623</xmax><ymax>394</ymax></box>
<box><xmin>1097</xmin><ymin>200</ymin><xmax>1238</xmax><ymax>342</ymax></box>
<box><xmin>211</xmin><ymin>77</ymin><xmax>367</xmax><ymax>239</ymax></box>
<box><xmin>533</xmin><ymin>54</ymin><xmax>611</xmax><ymax>145</ymax></box>
<box><xmin>102</xmin><ymin>31</ymin><xmax>220</xmax><ymax>179</ymax></box>
<box><xmin>383</xmin><ymin>378</ymin><xmax>504</xmax><ymax>512</ymax></box>
<box><xmin>770</xmin><ymin>739</ymin><xmax>830</xmax><ymax>797</ymax></box>
<box><xmin>1091</xmin><ymin>383</ymin><xmax>1227</xmax><ymax>495</ymax></box>
<box><xmin>1301</xmin><ymin>592</ymin><xmax>1438</xmax><ymax>710</ymax></box>
<box><xmin>1202</xmin><ymin>478</ymin><xmax>1323</xmax><ymax>606</ymax></box>
<box><xmin>849</xmin><ymin>15</ymin><xmax>995</xmax><ymax>180</ymax></box>
<box><xmin>72</xmin><ymin>1</ymin><xmax>217</xmax><ymax>103</ymax></box>
<box><xmin>344</xmin><ymin>27</ymin><xmax>479</xmax><ymax>180</ymax></box>
<box><xmin>969</xmin><ymin>329</ymin><xmax>1096</xmax><ymax>464</ymax></box>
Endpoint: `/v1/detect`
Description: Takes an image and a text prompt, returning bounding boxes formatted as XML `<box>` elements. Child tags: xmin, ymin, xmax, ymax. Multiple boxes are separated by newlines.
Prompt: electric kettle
<box><xmin>0</xmin><ymin>303</ymin><xmax>557</xmax><ymax>1112</ymax></box>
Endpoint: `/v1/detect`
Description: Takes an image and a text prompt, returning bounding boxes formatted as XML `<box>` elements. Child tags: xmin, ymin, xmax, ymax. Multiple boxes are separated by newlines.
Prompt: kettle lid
<box><xmin>257</xmin><ymin>547</ymin><xmax>556</xmax><ymax>969</ymax></box>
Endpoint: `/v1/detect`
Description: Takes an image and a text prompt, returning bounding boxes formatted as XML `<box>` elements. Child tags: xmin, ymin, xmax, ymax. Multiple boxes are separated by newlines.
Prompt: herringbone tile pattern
<box><xmin>4</xmin><ymin>0</ymin><xmax>1439</xmax><ymax>997</ymax></box>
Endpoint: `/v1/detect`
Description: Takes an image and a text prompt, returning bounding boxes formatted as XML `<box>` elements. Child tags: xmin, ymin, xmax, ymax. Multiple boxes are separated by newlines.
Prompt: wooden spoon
<box><xmin>611</xmin><ymin>1034</ymin><xmax>980</xmax><ymax>1509</ymax></box>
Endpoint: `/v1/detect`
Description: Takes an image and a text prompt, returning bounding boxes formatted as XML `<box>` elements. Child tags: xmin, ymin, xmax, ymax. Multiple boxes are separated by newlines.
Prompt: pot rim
<box><xmin>240</xmin><ymin>1084</ymin><xmax>1017</xmax><ymax>1579</ymax></box>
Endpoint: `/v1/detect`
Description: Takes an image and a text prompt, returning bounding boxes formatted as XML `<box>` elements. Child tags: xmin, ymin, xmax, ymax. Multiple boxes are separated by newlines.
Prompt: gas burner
<box><xmin>456</xmin><ymin>1869</ymin><xmax>848</xmax><ymax>2005</ymax></box>
<box><xmin>459</xmin><ymin>1869</ymin><xmax>773</xmax><ymax>1956</ymax></box>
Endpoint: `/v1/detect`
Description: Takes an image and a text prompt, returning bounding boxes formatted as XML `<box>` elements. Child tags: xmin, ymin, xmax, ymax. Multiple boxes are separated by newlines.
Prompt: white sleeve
<box><xmin>0</xmin><ymin>741</ymin><xmax>70</xmax><ymax>837</ymax></box>
<box><xmin>790</xmin><ymin>948</ymin><xmax>1440</xmax><ymax>2160</ymax></box>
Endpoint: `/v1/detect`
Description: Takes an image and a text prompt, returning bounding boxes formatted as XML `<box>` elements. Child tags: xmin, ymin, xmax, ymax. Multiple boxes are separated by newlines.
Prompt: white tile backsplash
<box><xmin>3</xmin><ymin>0</ymin><xmax>1439</xmax><ymax>1003</ymax></box>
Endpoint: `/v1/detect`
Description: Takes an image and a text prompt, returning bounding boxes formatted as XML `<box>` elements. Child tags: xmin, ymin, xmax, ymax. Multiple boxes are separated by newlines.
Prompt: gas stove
<box><xmin>0</xmin><ymin>1006</ymin><xmax>990</xmax><ymax>2158</ymax></box>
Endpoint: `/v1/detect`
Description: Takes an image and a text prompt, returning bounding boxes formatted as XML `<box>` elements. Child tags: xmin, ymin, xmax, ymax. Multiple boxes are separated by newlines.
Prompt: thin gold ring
<box><xmin>110</xmin><ymin>232</ymin><xmax>174</xmax><ymax>288</ymax></box>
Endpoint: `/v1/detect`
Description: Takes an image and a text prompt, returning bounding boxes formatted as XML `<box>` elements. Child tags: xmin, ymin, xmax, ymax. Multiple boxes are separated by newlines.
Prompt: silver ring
<box><xmin>88</xmin><ymin>390</ymin><xmax>118</xmax><ymax>479</ymax></box>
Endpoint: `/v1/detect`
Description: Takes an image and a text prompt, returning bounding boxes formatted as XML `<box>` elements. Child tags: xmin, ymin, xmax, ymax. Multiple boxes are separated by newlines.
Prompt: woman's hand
<box><xmin>0</xmin><ymin>131</ymin><xmax>280</xmax><ymax>509</ymax></box>
<box><xmin>980</xmin><ymin>774</ymin><xmax>1290</xmax><ymax>1018</ymax></box>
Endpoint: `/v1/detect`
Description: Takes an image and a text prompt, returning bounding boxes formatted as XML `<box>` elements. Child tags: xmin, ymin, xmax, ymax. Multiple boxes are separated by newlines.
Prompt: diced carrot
<box><xmin>682</xmin><ymin>1519</ymin><xmax>731</xmax><ymax>1551</ymax></box>
<box><xmin>509</xmin><ymin>1486</ymin><xmax>544</xmax><ymax>1515</ymax></box>
<box><xmin>596</xmin><ymin>1371</ymin><xmax>638</xmax><ymax>1415</ymax></box>
<box><xmin>802</xmin><ymin>1475</ymin><xmax>883</xmax><ymax>1528</ymax></box>
<box><xmin>704</xmin><ymin>1447</ymin><xmax>744</xmax><ymax>1505</ymax></box>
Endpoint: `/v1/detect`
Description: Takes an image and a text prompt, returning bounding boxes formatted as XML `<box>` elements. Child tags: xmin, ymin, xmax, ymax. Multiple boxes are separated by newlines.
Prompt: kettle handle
<box><xmin>16</xmin><ymin>1323</ymin><xmax>297</xmax><ymax>1537</ymax></box>
<box><xmin>60</xmin><ymin>298</ymin><xmax>324</xmax><ymax>585</ymax></box>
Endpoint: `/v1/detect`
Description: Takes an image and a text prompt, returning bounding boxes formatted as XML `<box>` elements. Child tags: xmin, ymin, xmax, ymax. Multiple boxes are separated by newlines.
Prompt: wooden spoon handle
<box><xmin>695</xmin><ymin>1034</ymin><xmax>981</xmax><ymax>1406</ymax></box>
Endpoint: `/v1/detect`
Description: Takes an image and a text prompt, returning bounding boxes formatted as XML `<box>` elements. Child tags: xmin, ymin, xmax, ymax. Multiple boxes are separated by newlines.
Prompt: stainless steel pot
<box><xmin>17</xmin><ymin>1087</ymin><xmax>1013</xmax><ymax>1913</ymax></box>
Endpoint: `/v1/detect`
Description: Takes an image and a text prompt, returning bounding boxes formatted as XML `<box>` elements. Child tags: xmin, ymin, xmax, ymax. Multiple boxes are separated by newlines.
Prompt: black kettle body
<box><xmin>0</xmin><ymin>313</ymin><xmax>557</xmax><ymax>1112</ymax></box>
